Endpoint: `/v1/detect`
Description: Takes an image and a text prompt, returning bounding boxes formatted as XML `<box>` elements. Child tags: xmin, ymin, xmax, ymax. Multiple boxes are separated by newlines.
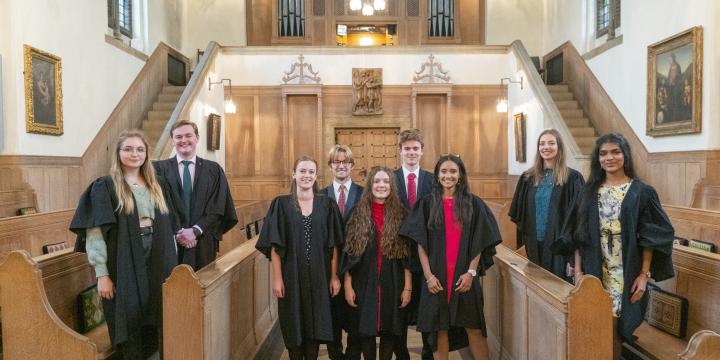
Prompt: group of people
<box><xmin>70</xmin><ymin>120</ymin><xmax>238</xmax><ymax>359</ymax></box>
<box><xmin>259</xmin><ymin>128</ymin><xmax>674</xmax><ymax>360</ymax></box>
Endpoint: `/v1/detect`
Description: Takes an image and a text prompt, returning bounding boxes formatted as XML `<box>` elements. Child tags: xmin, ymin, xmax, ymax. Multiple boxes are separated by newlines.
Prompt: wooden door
<box><xmin>335</xmin><ymin>128</ymin><xmax>399</xmax><ymax>185</ymax></box>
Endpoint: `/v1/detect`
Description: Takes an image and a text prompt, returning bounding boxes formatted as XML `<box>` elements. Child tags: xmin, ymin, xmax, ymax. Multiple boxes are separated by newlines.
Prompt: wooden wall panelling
<box><xmin>0</xmin><ymin>156</ymin><xmax>82</xmax><ymax>211</ymax></box>
<box><xmin>485</xmin><ymin>198</ymin><xmax>516</xmax><ymax>249</ymax></box>
<box><xmin>415</xmin><ymin>94</ymin><xmax>445</xmax><ymax>170</ymax></box>
<box><xmin>450</xmin><ymin>86</ymin><xmax>507</xmax><ymax>175</ymax></box>
<box><xmin>224</xmin><ymin>95</ymin><xmax>256</xmax><ymax>177</ymax></box>
<box><xmin>246</xmin><ymin>0</ymin><xmax>273</xmax><ymax>45</ymax></box>
<box><xmin>458</xmin><ymin>0</ymin><xmax>485</xmax><ymax>45</ymax></box>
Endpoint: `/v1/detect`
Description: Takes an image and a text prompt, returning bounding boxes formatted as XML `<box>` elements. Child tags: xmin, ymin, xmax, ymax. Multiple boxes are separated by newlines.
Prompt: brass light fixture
<box><xmin>496</xmin><ymin>76</ymin><xmax>524</xmax><ymax>113</ymax></box>
<box><xmin>208</xmin><ymin>77</ymin><xmax>237</xmax><ymax>114</ymax></box>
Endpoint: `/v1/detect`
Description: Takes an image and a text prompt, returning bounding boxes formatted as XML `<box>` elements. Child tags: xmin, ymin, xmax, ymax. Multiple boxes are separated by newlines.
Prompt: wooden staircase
<box><xmin>547</xmin><ymin>84</ymin><xmax>597</xmax><ymax>155</ymax></box>
<box><xmin>141</xmin><ymin>85</ymin><xmax>185</xmax><ymax>154</ymax></box>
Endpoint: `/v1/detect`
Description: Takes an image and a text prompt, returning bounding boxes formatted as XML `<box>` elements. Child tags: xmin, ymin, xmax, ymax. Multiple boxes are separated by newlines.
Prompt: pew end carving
<box><xmin>679</xmin><ymin>330</ymin><xmax>720</xmax><ymax>360</ymax></box>
<box><xmin>0</xmin><ymin>250</ymin><xmax>112</xmax><ymax>359</ymax></box>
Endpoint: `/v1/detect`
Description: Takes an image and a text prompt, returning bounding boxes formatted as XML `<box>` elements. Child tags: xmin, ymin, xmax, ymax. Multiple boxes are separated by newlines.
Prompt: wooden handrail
<box><xmin>542</xmin><ymin>41</ymin><xmax>649</xmax><ymax>179</ymax></box>
<box><xmin>152</xmin><ymin>41</ymin><xmax>222</xmax><ymax>160</ymax></box>
<box><xmin>82</xmin><ymin>42</ymin><xmax>191</xmax><ymax>184</ymax></box>
<box><xmin>509</xmin><ymin>40</ymin><xmax>589</xmax><ymax>173</ymax></box>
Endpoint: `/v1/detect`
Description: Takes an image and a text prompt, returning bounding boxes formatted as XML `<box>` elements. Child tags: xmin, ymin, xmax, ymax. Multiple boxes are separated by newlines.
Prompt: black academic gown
<box><xmin>70</xmin><ymin>176</ymin><xmax>178</xmax><ymax>346</ymax></box>
<box><xmin>340</xmin><ymin>218</ymin><xmax>411</xmax><ymax>338</ymax></box>
<box><xmin>322</xmin><ymin>182</ymin><xmax>363</xmax><ymax>222</ymax></box>
<box><xmin>153</xmin><ymin>156</ymin><xmax>238</xmax><ymax>270</ymax></box>
<box><xmin>400</xmin><ymin>195</ymin><xmax>501</xmax><ymax>348</ymax></box>
<box><xmin>508</xmin><ymin>169</ymin><xmax>584</xmax><ymax>282</ymax></box>
<box><xmin>256</xmin><ymin>194</ymin><xmax>344</xmax><ymax>348</ymax></box>
<box><xmin>579</xmin><ymin>180</ymin><xmax>674</xmax><ymax>342</ymax></box>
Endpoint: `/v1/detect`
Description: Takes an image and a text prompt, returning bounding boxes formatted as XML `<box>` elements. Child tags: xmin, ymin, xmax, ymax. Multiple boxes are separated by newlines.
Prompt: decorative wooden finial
<box><xmin>282</xmin><ymin>54</ymin><xmax>321</xmax><ymax>84</ymax></box>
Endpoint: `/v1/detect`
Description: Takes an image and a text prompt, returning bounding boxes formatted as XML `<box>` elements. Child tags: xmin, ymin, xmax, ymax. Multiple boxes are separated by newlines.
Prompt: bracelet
<box><xmin>403</xmin><ymin>289</ymin><xmax>412</xmax><ymax>292</ymax></box>
<box><xmin>426</xmin><ymin>275</ymin><xmax>436</xmax><ymax>284</ymax></box>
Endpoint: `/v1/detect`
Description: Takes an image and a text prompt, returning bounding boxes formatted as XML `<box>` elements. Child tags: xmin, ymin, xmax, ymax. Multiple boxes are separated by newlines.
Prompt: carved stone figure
<box><xmin>352</xmin><ymin>68</ymin><xmax>383</xmax><ymax>115</ymax></box>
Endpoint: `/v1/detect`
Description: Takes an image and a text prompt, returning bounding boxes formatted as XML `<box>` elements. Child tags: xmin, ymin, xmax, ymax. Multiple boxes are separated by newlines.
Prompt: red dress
<box><xmin>443</xmin><ymin>198</ymin><xmax>462</xmax><ymax>303</ymax></box>
<box><xmin>371</xmin><ymin>202</ymin><xmax>385</xmax><ymax>331</ymax></box>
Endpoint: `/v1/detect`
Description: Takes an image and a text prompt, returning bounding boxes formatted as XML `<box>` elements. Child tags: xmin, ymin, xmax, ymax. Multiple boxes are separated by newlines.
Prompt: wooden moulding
<box><xmin>679</xmin><ymin>330</ymin><xmax>720</xmax><ymax>360</ymax></box>
<box><xmin>567</xmin><ymin>275</ymin><xmax>613</xmax><ymax>359</ymax></box>
<box><xmin>0</xmin><ymin>251</ymin><xmax>97</xmax><ymax>360</ymax></box>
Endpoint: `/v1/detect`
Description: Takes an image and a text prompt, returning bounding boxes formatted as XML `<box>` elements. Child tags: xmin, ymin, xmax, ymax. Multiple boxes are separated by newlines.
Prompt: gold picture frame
<box><xmin>24</xmin><ymin>45</ymin><xmax>63</xmax><ymax>136</ymax></box>
<box><xmin>514</xmin><ymin>112</ymin><xmax>526</xmax><ymax>163</ymax></box>
<box><xmin>646</xmin><ymin>26</ymin><xmax>702</xmax><ymax>137</ymax></box>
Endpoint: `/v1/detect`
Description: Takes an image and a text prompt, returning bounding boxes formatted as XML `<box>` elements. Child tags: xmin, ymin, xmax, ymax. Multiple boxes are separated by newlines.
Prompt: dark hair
<box><xmin>171</xmin><ymin>120</ymin><xmax>199</xmax><ymax>137</ymax></box>
<box><xmin>344</xmin><ymin>166</ymin><xmax>408</xmax><ymax>259</ymax></box>
<box><xmin>428</xmin><ymin>155</ymin><xmax>473</xmax><ymax>228</ymax></box>
<box><xmin>585</xmin><ymin>132</ymin><xmax>636</xmax><ymax>198</ymax></box>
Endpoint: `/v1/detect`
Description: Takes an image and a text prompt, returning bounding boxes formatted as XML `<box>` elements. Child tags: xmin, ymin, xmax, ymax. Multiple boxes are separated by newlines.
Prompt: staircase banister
<box><xmin>509</xmin><ymin>40</ymin><xmax>590</xmax><ymax>166</ymax></box>
<box><xmin>152</xmin><ymin>41</ymin><xmax>222</xmax><ymax>160</ymax></box>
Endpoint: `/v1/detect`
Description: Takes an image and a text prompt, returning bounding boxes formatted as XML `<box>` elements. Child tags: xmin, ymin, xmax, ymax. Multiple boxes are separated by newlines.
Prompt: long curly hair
<box><xmin>344</xmin><ymin>166</ymin><xmax>409</xmax><ymax>259</ymax></box>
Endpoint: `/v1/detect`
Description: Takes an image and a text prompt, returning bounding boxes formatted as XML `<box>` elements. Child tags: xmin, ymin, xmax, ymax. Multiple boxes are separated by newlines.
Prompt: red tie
<box><xmin>338</xmin><ymin>184</ymin><xmax>347</xmax><ymax>215</ymax></box>
<box><xmin>407</xmin><ymin>173</ymin><xmax>417</xmax><ymax>209</ymax></box>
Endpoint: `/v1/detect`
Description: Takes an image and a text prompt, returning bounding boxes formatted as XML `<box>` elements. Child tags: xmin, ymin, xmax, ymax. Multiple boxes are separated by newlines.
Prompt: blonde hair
<box><xmin>111</xmin><ymin>130</ymin><xmax>169</xmax><ymax>215</ymax></box>
<box><xmin>526</xmin><ymin>128</ymin><xmax>570</xmax><ymax>186</ymax></box>
<box><xmin>327</xmin><ymin>144</ymin><xmax>355</xmax><ymax>165</ymax></box>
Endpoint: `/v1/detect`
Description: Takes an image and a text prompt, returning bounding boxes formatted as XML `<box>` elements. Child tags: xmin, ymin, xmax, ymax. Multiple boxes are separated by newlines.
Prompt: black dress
<box><xmin>509</xmin><ymin>169</ymin><xmax>584</xmax><ymax>282</ymax></box>
<box><xmin>340</xmin><ymin>218</ymin><xmax>411</xmax><ymax>338</ymax></box>
<box><xmin>70</xmin><ymin>176</ymin><xmax>178</xmax><ymax>346</ymax></box>
<box><xmin>255</xmin><ymin>194</ymin><xmax>344</xmax><ymax>348</ymax></box>
<box><xmin>578</xmin><ymin>179</ymin><xmax>674</xmax><ymax>342</ymax></box>
<box><xmin>399</xmin><ymin>195</ymin><xmax>501</xmax><ymax>349</ymax></box>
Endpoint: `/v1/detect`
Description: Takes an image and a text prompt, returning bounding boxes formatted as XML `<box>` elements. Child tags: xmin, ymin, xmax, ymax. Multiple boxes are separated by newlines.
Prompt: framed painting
<box><xmin>514</xmin><ymin>112</ymin><xmax>526</xmax><ymax>162</ymax></box>
<box><xmin>207</xmin><ymin>113</ymin><xmax>221</xmax><ymax>151</ymax></box>
<box><xmin>647</xmin><ymin>26</ymin><xmax>702</xmax><ymax>136</ymax></box>
<box><xmin>23</xmin><ymin>45</ymin><xmax>63</xmax><ymax>135</ymax></box>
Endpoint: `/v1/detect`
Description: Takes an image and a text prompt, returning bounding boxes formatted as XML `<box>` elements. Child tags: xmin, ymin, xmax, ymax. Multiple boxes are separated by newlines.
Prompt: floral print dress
<box><xmin>597</xmin><ymin>181</ymin><xmax>632</xmax><ymax>317</ymax></box>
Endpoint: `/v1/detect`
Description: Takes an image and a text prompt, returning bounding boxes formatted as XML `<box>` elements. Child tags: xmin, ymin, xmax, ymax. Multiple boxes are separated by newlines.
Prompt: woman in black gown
<box><xmin>340</xmin><ymin>166</ymin><xmax>412</xmax><ymax>360</ymax></box>
<box><xmin>576</xmin><ymin>133</ymin><xmax>674</xmax><ymax>359</ymax></box>
<box><xmin>400</xmin><ymin>155</ymin><xmax>501</xmax><ymax>360</ymax></box>
<box><xmin>256</xmin><ymin>155</ymin><xmax>344</xmax><ymax>360</ymax></box>
<box><xmin>509</xmin><ymin>128</ymin><xmax>584</xmax><ymax>283</ymax></box>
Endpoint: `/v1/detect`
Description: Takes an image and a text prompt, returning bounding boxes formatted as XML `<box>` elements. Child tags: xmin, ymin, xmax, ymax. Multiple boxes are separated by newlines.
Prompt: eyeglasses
<box><xmin>120</xmin><ymin>147</ymin><xmax>147</xmax><ymax>154</ymax></box>
<box><xmin>331</xmin><ymin>160</ymin><xmax>353</xmax><ymax>167</ymax></box>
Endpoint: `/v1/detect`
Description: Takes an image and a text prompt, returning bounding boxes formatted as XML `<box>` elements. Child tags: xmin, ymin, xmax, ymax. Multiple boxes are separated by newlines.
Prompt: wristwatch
<box><xmin>467</xmin><ymin>269</ymin><xmax>477</xmax><ymax>277</ymax></box>
<box><xmin>642</xmin><ymin>270</ymin><xmax>651</xmax><ymax>279</ymax></box>
<box><xmin>192</xmin><ymin>227</ymin><xmax>202</xmax><ymax>238</ymax></box>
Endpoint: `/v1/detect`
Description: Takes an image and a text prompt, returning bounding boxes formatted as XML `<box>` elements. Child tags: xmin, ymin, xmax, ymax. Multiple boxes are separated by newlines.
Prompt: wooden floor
<box><xmin>280</xmin><ymin>327</ymin><xmax>470</xmax><ymax>359</ymax></box>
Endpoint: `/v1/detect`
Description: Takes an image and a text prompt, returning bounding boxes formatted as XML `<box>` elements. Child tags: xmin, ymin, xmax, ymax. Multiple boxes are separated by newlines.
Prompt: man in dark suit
<box><xmin>322</xmin><ymin>144</ymin><xmax>363</xmax><ymax>360</ymax></box>
<box><xmin>154</xmin><ymin>120</ymin><xmax>238</xmax><ymax>271</ymax></box>
<box><xmin>393</xmin><ymin>128</ymin><xmax>434</xmax><ymax>360</ymax></box>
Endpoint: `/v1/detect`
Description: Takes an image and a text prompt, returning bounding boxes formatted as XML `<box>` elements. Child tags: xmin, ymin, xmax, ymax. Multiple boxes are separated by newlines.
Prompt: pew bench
<box><xmin>0</xmin><ymin>249</ymin><xmax>113</xmax><ymax>359</ymax></box>
<box><xmin>626</xmin><ymin>245</ymin><xmax>720</xmax><ymax>359</ymax></box>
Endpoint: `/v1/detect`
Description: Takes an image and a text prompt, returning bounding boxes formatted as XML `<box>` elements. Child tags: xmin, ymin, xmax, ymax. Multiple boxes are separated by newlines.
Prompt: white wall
<box><xmin>0</xmin><ymin>0</ymin><xmax>183</xmax><ymax>157</ymax></box>
<box><xmin>485</xmin><ymin>0</ymin><xmax>546</xmax><ymax>56</ymax></box>
<box><xmin>586</xmin><ymin>0</ymin><xmax>719</xmax><ymax>151</ymax></box>
<box><xmin>219</xmin><ymin>50</ymin><xmax>509</xmax><ymax>85</ymax></box>
<box><xmin>180</xmin><ymin>0</ymin><xmax>247</xmax><ymax>56</ymax></box>
<box><xmin>541</xmin><ymin>0</ymin><xmax>586</xmax><ymax>54</ymax></box>
<box><xmin>149</xmin><ymin>0</ymin><xmax>183</xmax><ymax>51</ymax></box>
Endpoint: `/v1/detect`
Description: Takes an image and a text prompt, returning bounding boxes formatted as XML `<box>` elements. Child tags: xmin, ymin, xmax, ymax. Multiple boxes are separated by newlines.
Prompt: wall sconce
<box><xmin>208</xmin><ymin>77</ymin><xmax>237</xmax><ymax>114</ymax></box>
<box><xmin>496</xmin><ymin>76</ymin><xmax>524</xmax><ymax>113</ymax></box>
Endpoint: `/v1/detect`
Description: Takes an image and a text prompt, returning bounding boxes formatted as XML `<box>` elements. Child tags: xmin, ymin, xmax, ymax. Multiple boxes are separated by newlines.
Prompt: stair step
<box><xmin>575</xmin><ymin>136</ymin><xmax>598</xmax><ymax>148</ymax></box>
<box><xmin>142</xmin><ymin>119</ymin><xmax>167</xmax><ymax>132</ymax></box>
<box><xmin>547</xmin><ymin>84</ymin><xmax>569</xmax><ymax>93</ymax></box>
<box><xmin>153</xmin><ymin>101</ymin><xmax>176</xmax><ymax>111</ymax></box>
<box><xmin>555</xmin><ymin>100</ymin><xmax>580</xmax><ymax>109</ymax></box>
<box><xmin>550</xmin><ymin>92</ymin><xmax>573</xmax><ymax>101</ymax></box>
<box><xmin>162</xmin><ymin>86</ymin><xmax>185</xmax><ymax>94</ymax></box>
<box><xmin>158</xmin><ymin>93</ymin><xmax>182</xmax><ymax>103</ymax></box>
<box><xmin>559</xmin><ymin>108</ymin><xmax>583</xmax><ymax>118</ymax></box>
<box><xmin>148</xmin><ymin>110</ymin><xmax>172</xmax><ymax>122</ymax></box>
<box><xmin>570</xmin><ymin>127</ymin><xmax>596</xmax><ymax>137</ymax></box>
<box><xmin>579</xmin><ymin>144</ymin><xmax>594</xmax><ymax>155</ymax></box>
<box><xmin>565</xmin><ymin>117</ymin><xmax>591</xmax><ymax>128</ymax></box>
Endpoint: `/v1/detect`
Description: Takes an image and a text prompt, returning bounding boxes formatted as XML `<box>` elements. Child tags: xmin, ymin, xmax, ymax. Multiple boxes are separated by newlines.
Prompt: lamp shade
<box><xmin>225</xmin><ymin>99</ymin><xmax>237</xmax><ymax>114</ymax></box>
<box><xmin>496</xmin><ymin>98</ymin><xmax>508</xmax><ymax>113</ymax></box>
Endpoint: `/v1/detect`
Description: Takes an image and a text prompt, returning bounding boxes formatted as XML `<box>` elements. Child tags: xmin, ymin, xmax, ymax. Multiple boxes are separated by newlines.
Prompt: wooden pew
<box><xmin>163</xmin><ymin>236</ymin><xmax>275</xmax><ymax>359</ymax></box>
<box><xmin>0</xmin><ymin>188</ymin><xmax>38</xmax><ymax>218</ymax></box>
<box><xmin>218</xmin><ymin>200</ymin><xmax>270</xmax><ymax>256</ymax></box>
<box><xmin>623</xmin><ymin>205</ymin><xmax>720</xmax><ymax>359</ymax></box>
<box><xmin>0</xmin><ymin>249</ymin><xmax>113</xmax><ymax>359</ymax></box>
<box><xmin>0</xmin><ymin>209</ymin><xmax>76</xmax><ymax>262</ymax></box>
<box><xmin>483</xmin><ymin>245</ymin><xmax>613</xmax><ymax>359</ymax></box>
